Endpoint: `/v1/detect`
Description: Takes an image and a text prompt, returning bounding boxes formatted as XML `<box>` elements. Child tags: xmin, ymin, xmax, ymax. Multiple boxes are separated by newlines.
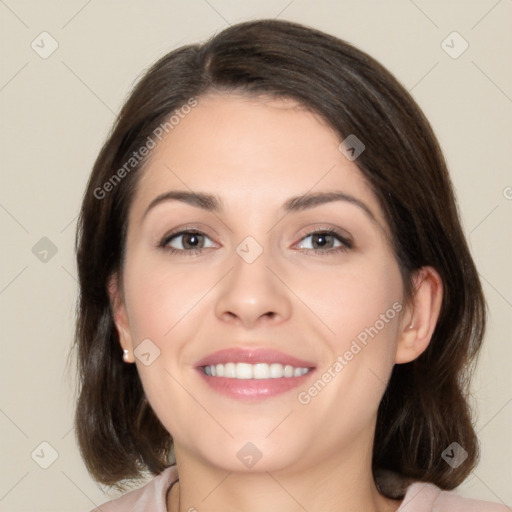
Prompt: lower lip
<box><xmin>196</xmin><ymin>368</ymin><xmax>315</xmax><ymax>401</ymax></box>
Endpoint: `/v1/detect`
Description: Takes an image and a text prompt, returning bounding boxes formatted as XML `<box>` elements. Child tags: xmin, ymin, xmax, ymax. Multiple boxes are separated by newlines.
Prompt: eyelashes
<box><xmin>158</xmin><ymin>227</ymin><xmax>353</xmax><ymax>256</ymax></box>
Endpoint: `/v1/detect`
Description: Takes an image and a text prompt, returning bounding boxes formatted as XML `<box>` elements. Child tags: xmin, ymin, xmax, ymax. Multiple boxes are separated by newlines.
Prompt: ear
<box><xmin>395</xmin><ymin>266</ymin><xmax>443</xmax><ymax>364</ymax></box>
<box><xmin>107</xmin><ymin>273</ymin><xmax>135</xmax><ymax>363</ymax></box>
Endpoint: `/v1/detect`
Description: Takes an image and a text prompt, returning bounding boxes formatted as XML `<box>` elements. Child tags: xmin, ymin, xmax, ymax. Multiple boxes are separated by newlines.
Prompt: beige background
<box><xmin>1</xmin><ymin>0</ymin><xmax>511</xmax><ymax>510</ymax></box>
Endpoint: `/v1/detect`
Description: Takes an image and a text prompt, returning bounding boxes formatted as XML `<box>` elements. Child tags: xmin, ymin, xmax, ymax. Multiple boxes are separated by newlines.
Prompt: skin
<box><xmin>109</xmin><ymin>93</ymin><xmax>443</xmax><ymax>512</ymax></box>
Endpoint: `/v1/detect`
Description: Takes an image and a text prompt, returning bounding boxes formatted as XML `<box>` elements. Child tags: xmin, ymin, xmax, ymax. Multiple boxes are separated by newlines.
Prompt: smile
<box><xmin>202</xmin><ymin>362</ymin><xmax>311</xmax><ymax>379</ymax></box>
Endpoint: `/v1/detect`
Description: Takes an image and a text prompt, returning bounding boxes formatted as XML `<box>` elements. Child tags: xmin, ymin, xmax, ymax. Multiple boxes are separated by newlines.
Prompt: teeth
<box><xmin>202</xmin><ymin>362</ymin><xmax>310</xmax><ymax>379</ymax></box>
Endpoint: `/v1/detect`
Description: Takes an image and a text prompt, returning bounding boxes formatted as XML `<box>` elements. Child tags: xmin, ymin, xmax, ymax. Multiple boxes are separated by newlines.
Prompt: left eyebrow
<box><xmin>283</xmin><ymin>191</ymin><xmax>376</xmax><ymax>222</ymax></box>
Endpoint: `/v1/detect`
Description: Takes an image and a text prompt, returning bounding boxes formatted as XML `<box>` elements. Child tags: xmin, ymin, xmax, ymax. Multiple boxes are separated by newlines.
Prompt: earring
<box><xmin>122</xmin><ymin>349</ymin><xmax>131</xmax><ymax>362</ymax></box>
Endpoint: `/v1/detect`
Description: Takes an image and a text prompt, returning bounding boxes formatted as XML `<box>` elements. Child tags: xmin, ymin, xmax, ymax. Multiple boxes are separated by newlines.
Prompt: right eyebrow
<box><xmin>143</xmin><ymin>190</ymin><xmax>222</xmax><ymax>220</ymax></box>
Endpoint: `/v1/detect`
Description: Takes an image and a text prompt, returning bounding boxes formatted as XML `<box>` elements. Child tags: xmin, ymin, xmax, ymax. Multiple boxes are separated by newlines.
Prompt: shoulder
<box><xmin>88</xmin><ymin>465</ymin><xmax>178</xmax><ymax>512</ymax></box>
<box><xmin>399</xmin><ymin>481</ymin><xmax>510</xmax><ymax>512</ymax></box>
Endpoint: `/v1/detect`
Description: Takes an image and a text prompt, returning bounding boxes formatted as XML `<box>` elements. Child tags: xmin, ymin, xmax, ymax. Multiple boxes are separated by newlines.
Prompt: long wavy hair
<box><xmin>71</xmin><ymin>18</ymin><xmax>485</xmax><ymax>495</ymax></box>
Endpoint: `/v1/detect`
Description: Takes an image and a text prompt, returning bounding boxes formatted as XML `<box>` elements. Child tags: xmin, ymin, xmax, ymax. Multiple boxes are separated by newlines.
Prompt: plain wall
<box><xmin>0</xmin><ymin>0</ymin><xmax>511</xmax><ymax>510</ymax></box>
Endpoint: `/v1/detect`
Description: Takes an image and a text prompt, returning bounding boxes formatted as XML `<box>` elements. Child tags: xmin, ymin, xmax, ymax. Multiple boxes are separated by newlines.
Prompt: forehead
<box><xmin>129</xmin><ymin>93</ymin><xmax>384</xmax><ymax>225</ymax></box>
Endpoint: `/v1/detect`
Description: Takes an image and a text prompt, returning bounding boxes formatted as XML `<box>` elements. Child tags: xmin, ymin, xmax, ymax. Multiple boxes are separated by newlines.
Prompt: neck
<box><xmin>167</xmin><ymin>441</ymin><xmax>402</xmax><ymax>512</ymax></box>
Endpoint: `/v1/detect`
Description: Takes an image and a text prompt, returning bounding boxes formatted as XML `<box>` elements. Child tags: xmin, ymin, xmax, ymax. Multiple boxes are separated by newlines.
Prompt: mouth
<box><xmin>201</xmin><ymin>362</ymin><xmax>311</xmax><ymax>379</ymax></box>
<box><xmin>195</xmin><ymin>347</ymin><xmax>316</xmax><ymax>401</ymax></box>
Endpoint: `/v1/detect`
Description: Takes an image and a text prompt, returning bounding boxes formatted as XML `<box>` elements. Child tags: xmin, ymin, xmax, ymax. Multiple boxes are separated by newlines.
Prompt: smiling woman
<box><xmin>72</xmin><ymin>19</ymin><xmax>508</xmax><ymax>512</ymax></box>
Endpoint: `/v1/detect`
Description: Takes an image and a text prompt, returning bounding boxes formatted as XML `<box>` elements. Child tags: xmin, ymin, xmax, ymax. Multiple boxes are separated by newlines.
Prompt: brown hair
<box><xmin>71</xmin><ymin>19</ymin><xmax>486</xmax><ymax>494</ymax></box>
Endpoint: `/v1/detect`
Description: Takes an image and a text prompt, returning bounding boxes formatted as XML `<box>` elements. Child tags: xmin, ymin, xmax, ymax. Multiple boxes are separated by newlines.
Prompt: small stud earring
<box><xmin>122</xmin><ymin>349</ymin><xmax>131</xmax><ymax>362</ymax></box>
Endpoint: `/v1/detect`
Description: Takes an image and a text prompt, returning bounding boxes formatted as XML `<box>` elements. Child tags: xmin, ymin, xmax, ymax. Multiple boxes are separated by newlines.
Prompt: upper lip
<box><xmin>195</xmin><ymin>347</ymin><xmax>316</xmax><ymax>368</ymax></box>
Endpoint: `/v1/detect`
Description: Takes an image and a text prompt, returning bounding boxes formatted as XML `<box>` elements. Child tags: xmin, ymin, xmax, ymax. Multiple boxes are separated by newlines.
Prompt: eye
<box><xmin>158</xmin><ymin>227</ymin><xmax>352</xmax><ymax>256</ymax></box>
<box><xmin>296</xmin><ymin>229</ymin><xmax>352</xmax><ymax>254</ymax></box>
<box><xmin>159</xmin><ymin>229</ymin><xmax>216</xmax><ymax>254</ymax></box>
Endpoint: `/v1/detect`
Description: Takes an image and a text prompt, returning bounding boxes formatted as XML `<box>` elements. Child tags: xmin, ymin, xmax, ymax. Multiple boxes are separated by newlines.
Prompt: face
<box><xmin>112</xmin><ymin>93</ymin><xmax>411</xmax><ymax>474</ymax></box>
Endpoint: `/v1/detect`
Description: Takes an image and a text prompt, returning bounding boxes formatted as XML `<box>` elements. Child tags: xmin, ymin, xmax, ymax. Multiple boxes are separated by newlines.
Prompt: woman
<box><xmin>73</xmin><ymin>19</ymin><xmax>509</xmax><ymax>511</ymax></box>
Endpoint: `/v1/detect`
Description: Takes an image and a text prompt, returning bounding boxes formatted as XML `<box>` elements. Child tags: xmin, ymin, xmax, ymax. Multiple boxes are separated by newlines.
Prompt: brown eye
<box><xmin>297</xmin><ymin>230</ymin><xmax>352</xmax><ymax>253</ymax></box>
<box><xmin>160</xmin><ymin>230</ymin><xmax>215</xmax><ymax>254</ymax></box>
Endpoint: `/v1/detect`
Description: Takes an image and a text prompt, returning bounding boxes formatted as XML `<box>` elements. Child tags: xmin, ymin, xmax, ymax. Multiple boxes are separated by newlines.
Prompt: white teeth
<box><xmin>224</xmin><ymin>362</ymin><xmax>236</xmax><ymax>378</ymax></box>
<box><xmin>235</xmin><ymin>362</ymin><xmax>253</xmax><ymax>379</ymax></box>
<box><xmin>253</xmin><ymin>363</ymin><xmax>269</xmax><ymax>379</ymax></box>
<box><xmin>202</xmin><ymin>362</ymin><xmax>311</xmax><ymax>379</ymax></box>
<box><xmin>269</xmin><ymin>363</ymin><xmax>283</xmax><ymax>378</ymax></box>
<box><xmin>284</xmin><ymin>364</ymin><xmax>294</xmax><ymax>377</ymax></box>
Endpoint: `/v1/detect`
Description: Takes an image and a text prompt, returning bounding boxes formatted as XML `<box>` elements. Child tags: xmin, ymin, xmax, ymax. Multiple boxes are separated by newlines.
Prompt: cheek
<box><xmin>293</xmin><ymin>267</ymin><xmax>403</xmax><ymax>444</ymax></box>
<box><xmin>122</xmin><ymin>255</ymin><xmax>203</xmax><ymax>438</ymax></box>
<box><xmin>123</xmin><ymin>253</ymin><xmax>207</xmax><ymax>342</ymax></box>
<box><xmin>296</xmin><ymin>253</ymin><xmax>403</xmax><ymax>347</ymax></box>
<box><xmin>298</xmin><ymin>253</ymin><xmax>404</xmax><ymax>402</ymax></box>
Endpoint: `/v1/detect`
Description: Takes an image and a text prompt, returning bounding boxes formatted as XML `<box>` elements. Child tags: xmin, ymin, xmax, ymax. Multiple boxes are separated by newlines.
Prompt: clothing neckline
<box><xmin>158</xmin><ymin>465</ymin><xmax>436</xmax><ymax>512</ymax></box>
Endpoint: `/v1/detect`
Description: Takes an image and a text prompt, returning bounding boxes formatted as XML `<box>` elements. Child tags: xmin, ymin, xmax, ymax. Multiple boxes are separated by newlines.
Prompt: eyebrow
<box><xmin>142</xmin><ymin>190</ymin><xmax>377</xmax><ymax>222</ymax></box>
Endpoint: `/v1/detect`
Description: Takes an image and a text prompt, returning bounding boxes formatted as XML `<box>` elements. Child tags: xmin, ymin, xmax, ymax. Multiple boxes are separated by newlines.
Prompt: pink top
<box><xmin>90</xmin><ymin>465</ymin><xmax>510</xmax><ymax>512</ymax></box>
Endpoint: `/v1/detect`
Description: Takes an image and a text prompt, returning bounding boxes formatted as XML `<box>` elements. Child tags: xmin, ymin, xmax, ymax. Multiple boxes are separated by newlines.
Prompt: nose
<box><xmin>214</xmin><ymin>246</ymin><xmax>292</xmax><ymax>329</ymax></box>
